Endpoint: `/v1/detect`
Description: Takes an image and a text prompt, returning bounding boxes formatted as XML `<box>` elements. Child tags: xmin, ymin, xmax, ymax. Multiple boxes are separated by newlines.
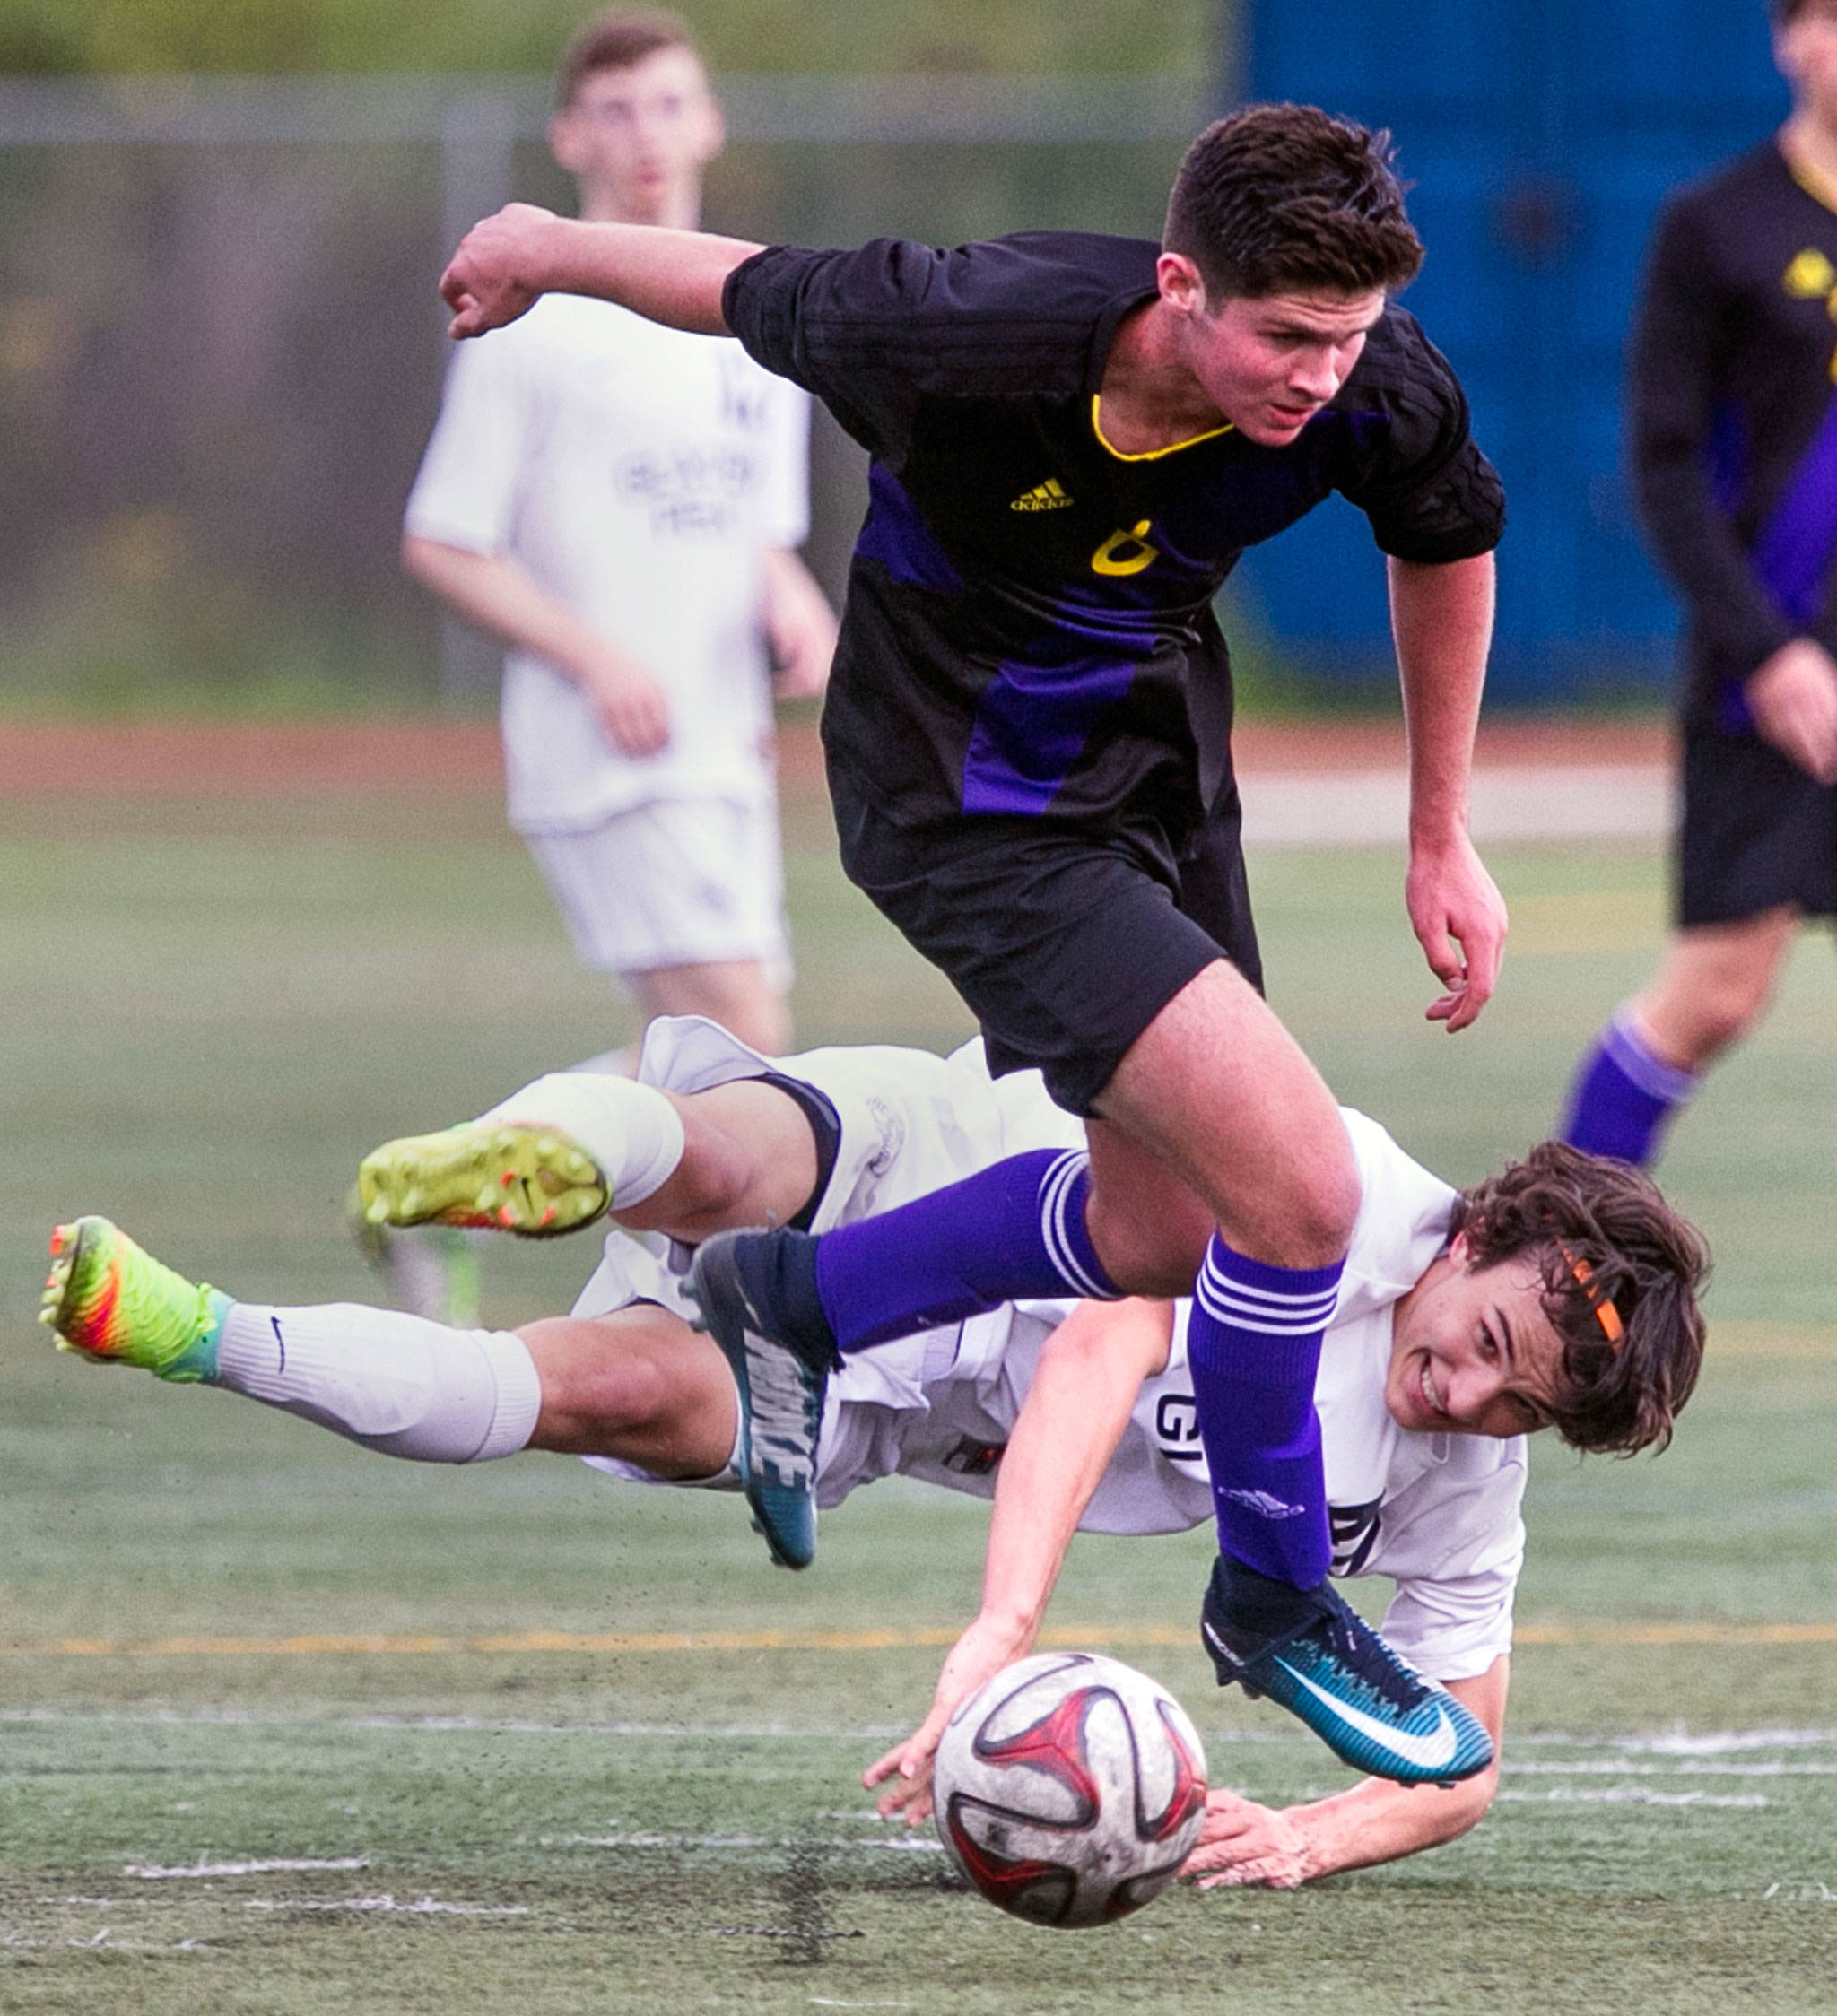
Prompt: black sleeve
<box><xmin>1333</xmin><ymin>315</ymin><xmax>1506</xmax><ymax>564</ymax></box>
<box><xmin>1629</xmin><ymin>196</ymin><xmax>1795</xmax><ymax>679</ymax></box>
<box><xmin>722</xmin><ymin>236</ymin><xmax>1125</xmax><ymax>462</ymax></box>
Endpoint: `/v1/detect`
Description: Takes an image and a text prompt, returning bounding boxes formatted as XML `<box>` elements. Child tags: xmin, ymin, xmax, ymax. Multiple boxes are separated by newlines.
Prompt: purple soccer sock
<box><xmin>813</xmin><ymin>1148</ymin><xmax>1120</xmax><ymax>1352</ymax></box>
<box><xmin>1188</xmin><ymin>1236</ymin><xmax>1341</xmax><ymax>1589</ymax></box>
<box><xmin>1559</xmin><ymin>1008</ymin><xmax>1697</xmax><ymax>1168</ymax></box>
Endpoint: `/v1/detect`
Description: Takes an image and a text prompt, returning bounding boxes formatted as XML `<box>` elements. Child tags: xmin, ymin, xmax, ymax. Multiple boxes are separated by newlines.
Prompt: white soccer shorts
<box><xmin>525</xmin><ymin>795</ymin><xmax>791</xmax><ymax>987</ymax></box>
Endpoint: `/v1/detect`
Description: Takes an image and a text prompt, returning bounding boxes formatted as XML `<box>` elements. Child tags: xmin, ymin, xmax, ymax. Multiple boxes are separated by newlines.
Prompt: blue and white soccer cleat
<box><xmin>683</xmin><ymin>1228</ymin><xmax>835</xmax><ymax>1572</ymax></box>
<box><xmin>1201</xmin><ymin>1555</ymin><xmax>1494</xmax><ymax>1786</ymax></box>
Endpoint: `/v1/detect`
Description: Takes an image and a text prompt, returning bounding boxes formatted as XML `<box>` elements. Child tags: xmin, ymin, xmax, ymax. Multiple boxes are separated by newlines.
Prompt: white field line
<box><xmin>543</xmin><ymin>1832</ymin><xmax>944</xmax><ymax>1855</ymax></box>
<box><xmin>126</xmin><ymin>1855</ymin><xmax>370</xmax><ymax>1880</ymax></box>
<box><xmin>7</xmin><ymin>1708</ymin><xmax>1837</xmax><ymax>1758</ymax></box>
<box><xmin>1238</xmin><ymin>763</ymin><xmax>1672</xmax><ymax>849</ymax></box>
<box><xmin>1514</xmin><ymin>1727</ymin><xmax>1837</xmax><ymax>1753</ymax></box>
<box><xmin>1495</xmin><ymin>1787</ymin><xmax>1768</xmax><ymax>1808</ymax></box>
<box><xmin>241</xmin><ymin>1895</ymin><xmax>530</xmax><ymax>1916</ymax></box>
<box><xmin>1508</xmin><ymin>1759</ymin><xmax>1837</xmax><ymax>1777</ymax></box>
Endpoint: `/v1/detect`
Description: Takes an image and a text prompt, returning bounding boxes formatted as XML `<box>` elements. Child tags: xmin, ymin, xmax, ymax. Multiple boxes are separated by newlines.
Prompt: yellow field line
<box><xmin>7</xmin><ymin>1621</ymin><xmax>1836</xmax><ymax>1659</ymax></box>
<box><xmin>1708</xmin><ymin>1323</ymin><xmax>1837</xmax><ymax>1359</ymax></box>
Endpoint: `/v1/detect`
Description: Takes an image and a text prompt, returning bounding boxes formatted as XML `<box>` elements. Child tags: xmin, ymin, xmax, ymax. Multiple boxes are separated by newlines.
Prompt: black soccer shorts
<box><xmin>1677</xmin><ymin>728</ymin><xmax>1837</xmax><ymax>926</ymax></box>
<box><xmin>831</xmin><ymin>781</ymin><xmax>1263</xmax><ymax>1117</ymax></box>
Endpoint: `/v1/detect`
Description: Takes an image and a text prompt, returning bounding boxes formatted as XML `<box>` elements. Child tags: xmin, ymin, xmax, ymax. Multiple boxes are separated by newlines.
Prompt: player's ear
<box><xmin>1155</xmin><ymin>251</ymin><xmax>1208</xmax><ymax>319</ymax></box>
<box><xmin>1447</xmin><ymin>1228</ymin><xmax>1474</xmax><ymax>1271</ymax></box>
<box><xmin>692</xmin><ymin>88</ymin><xmax>726</xmax><ymax>166</ymax></box>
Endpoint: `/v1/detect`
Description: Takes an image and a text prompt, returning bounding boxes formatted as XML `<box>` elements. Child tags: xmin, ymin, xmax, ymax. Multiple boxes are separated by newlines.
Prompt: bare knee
<box><xmin>522</xmin><ymin>1325</ymin><xmax>673</xmax><ymax>1450</ymax></box>
<box><xmin>1639</xmin><ymin>912</ymin><xmax>1798</xmax><ymax>1069</ymax></box>
<box><xmin>635</xmin><ymin>961</ymin><xmax>788</xmax><ymax>1057</ymax></box>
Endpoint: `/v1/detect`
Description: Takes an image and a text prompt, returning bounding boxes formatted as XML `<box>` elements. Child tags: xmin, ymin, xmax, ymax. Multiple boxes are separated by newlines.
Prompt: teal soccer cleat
<box><xmin>683</xmin><ymin>1229</ymin><xmax>834</xmax><ymax>1572</ymax></box>
<box><xmin>1201</xmin><ymin>1555</ymin><xmax>1494</xmax><ymax>1786</ymax></box>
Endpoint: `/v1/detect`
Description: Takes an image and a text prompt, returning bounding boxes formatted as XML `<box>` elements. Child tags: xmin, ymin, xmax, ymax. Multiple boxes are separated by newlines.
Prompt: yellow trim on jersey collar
<box><xmin>1781</xmin><ymin>133</ymin><xmax>1837</xmax><ymax>219</ymax></box>
<box><xmin>1090</xmin><ymin>395</ymin><xmax>1234</xmax><ymax>462</ymax></box>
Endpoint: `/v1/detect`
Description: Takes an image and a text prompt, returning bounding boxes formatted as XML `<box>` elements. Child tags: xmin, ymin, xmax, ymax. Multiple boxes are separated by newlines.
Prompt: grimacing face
<box><xmin>1383</xmin><ymin>1232</ymin><xmax>1567</xmax><ymax>1440</ymax></box>
<box><xmin>548</xmin><ymin>45</ymin><xmax>723</xmax><ymax>225</ymax></box>
<box><xmin>1164</xmin><ymin>272</ymin><xmax>1387</xmax><ymax>448</ymax></box>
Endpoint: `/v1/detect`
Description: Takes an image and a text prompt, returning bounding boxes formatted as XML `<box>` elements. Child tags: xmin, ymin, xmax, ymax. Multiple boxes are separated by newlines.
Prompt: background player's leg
<box><xmin>1560</xmin><ymin>906</ymin><xmax>1799</xmax><ymax>1164</ymax></box>
<box><xmin>632</xmin><ymin>958</ymin><xmax>791</xmax><ymax>1060</ymax></box>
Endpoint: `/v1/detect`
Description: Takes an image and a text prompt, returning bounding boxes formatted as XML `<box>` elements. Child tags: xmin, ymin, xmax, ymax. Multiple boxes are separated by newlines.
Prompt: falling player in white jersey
<box><xmin>41</xmin><ymin>1022</ymin><xmax>1706</xmax><ymax>1878</ymax></box>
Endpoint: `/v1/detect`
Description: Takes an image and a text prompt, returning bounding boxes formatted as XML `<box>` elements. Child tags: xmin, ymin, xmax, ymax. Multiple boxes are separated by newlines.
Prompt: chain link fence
<box><xmin>0</xmin><ymin>74</ymin><xmax>1212</xmax><ymax>709</ymax></box>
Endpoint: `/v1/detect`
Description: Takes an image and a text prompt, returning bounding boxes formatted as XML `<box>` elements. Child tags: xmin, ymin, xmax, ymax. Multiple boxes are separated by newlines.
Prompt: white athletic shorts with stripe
<box><xmin>523</xmin><ymin>795</ymin><xmax>791</xmax><ymax>987</ymax></box>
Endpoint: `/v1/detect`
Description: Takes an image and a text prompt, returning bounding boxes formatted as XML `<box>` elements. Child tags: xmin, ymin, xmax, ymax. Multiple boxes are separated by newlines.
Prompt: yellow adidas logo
<box><xmin>1011</xmin><ymin>478</ymin><xmax>1074</xmax><ymax>512</ymax></box>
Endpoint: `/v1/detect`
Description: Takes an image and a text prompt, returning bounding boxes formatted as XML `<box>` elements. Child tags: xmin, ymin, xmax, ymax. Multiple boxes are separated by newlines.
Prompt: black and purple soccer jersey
<box><xmin>1631</xmin><ymin>143</ymin><xmax>1837</xmax><ymax>726</ymax></box>
<box><xmin>725</xmin><ymin>230</ymin><xmax>1503</xmax><ymax>828</ymax></box>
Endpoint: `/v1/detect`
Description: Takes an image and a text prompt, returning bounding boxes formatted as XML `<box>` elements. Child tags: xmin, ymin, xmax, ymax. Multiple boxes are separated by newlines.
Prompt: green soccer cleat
<box><xmin>39</xmin><ymin>1217</ymin><xmax>228</xmax><ymax>1383</ymax></box>
<box><xmin>355</xmin><ymin>1121</ymin><xmax>609</xmax><ymax>1239</ymax></box>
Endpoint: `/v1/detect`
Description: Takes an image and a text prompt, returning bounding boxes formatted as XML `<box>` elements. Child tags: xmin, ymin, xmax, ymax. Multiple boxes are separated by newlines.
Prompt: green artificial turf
<box><xmin>1</xmin><ymin>787</ymin><xmax>1833</xmax><ymax>2012</ymax></box>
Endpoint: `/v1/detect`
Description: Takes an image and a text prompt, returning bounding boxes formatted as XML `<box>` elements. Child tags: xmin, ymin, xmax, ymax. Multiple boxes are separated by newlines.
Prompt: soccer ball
<box><xmin>933</xmin><ymin>1651</ymin><xmax>1208</xmax><ymax>1929</ymax></box>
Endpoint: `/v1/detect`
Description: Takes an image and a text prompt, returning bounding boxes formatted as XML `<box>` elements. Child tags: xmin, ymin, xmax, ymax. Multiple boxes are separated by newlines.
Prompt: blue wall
<box><xmin>1237</xmin><ymin>0</ymin><xmax>1787</xmax><ymax>699</ymax></box>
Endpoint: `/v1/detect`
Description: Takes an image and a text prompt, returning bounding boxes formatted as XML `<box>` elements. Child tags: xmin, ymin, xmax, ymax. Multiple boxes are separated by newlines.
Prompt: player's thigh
<box><xmin>835</xmin><ymin>801</ymin><xmax>1229</xmax><ymax>1118</ymax></box>
<box><xmin>632</xmin><ymin>959</ymin><xmax>790</xmax><ymax>1057</ymax></box>
<box><xmin>1093</xmin><ymin>960</ymin><xmax>1358</xmax><ymax>1272</ymax></box>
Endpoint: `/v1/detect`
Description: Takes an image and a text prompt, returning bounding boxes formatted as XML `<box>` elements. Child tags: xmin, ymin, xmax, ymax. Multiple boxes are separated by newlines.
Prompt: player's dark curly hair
<box><xmin>1446</xmin><ymin>1142</ymin><xmax>1710</xmax><ymax>1458</ymax></box>
<box><xmin>1162</xmin><ymin>104</ymin><xmax>1425</xmax><ymax>301</ymax></box>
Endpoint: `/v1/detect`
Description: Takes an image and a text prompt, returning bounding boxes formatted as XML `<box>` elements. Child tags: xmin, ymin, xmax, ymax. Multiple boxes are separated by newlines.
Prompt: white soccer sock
<box><xmin>476</xmin><ymin>1070</ymin><xmax>685</xmax><ymax>1208</ymax></box>
<box><xmin>213</xmin><ymin>1303</ymin><xmax>542</xmax><ymax>1464</ymax></box>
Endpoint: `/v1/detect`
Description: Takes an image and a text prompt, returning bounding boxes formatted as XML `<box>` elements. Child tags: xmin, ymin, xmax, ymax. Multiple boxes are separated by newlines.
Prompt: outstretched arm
<box><xmin>440</xmin><ymin>203</ymin><xmax>765</xmax><ymax>340</ymax></box>
<box><xmin>1389</xmin><ymin>552</ymin><xmax>1509</xmax><ymax>1034</ymax></box>
<box><xmin>1182</xmin><ymin>1655</ymin><xmax>1508</xmax><ymax>1888</ymax></box>
<box><xmin>865</xmin><ymin>1297</ymin><xmax>1175</xmax><ymax>1824</ymax></box>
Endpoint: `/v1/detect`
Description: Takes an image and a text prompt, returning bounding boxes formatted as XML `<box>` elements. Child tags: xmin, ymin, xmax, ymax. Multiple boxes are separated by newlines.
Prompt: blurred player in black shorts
<box><xmin>1562</xmin><ymin>0</ymin><xmax>1837</xmax><ymax>1165</ymax></box>
<box><xmin>438</xmin><ymin>105</ymin><xmax>1511</xmax><ymax>1783</ymax></box>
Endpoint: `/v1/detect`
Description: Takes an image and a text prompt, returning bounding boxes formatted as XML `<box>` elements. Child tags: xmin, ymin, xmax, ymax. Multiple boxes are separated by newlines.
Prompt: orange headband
<box><xmin>1558</xmin><ymin>1241</ymin><xmax>1624</xmax><ymax>1348</ymax></box>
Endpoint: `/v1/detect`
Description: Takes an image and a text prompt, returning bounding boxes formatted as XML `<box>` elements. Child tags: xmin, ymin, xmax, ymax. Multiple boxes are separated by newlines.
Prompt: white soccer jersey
<box><xmin>575</xmin><ymin>1021</ymin><xmax>1527</xmax><ymax>1683</ymax></box>
<box><xmin>405</xmin><ymin>296</ymin><xmax>811</xmax><ymax>831</ymax></box>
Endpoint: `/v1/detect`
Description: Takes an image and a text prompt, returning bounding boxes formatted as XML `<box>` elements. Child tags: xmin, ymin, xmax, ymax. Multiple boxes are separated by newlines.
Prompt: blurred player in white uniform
<box><xmin>43</xmin><ymin>1022</ymin><xmax>1707</xmax><ymax>1883</ymax></box>
<box><xmin>403</xmin><ymin>9</ymin><xmax>836</xmax><ymax>1057</ymax></box>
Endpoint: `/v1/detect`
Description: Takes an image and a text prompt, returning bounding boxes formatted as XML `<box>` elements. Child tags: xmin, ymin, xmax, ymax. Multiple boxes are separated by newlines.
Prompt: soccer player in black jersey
<box><xmin>440</xmin><ymin>105</ymin><xmax>1510</xmax><ymax>1784</ymax></box>
<box><xmin>1560</xmin><ymin>0</ymin><xmax>1837</xmax><ymax>1167</ymax></box>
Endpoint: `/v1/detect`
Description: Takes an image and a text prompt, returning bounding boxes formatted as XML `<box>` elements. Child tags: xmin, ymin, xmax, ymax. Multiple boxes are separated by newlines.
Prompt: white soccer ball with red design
<box><xmin>933</xmin><ymin>1651</ymin><xmax>1208</xmax><ymax>1928</ymax></box>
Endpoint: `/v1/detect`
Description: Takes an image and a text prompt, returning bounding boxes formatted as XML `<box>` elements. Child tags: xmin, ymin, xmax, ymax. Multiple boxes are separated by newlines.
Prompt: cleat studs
<box><xmin>366</xmin><ymin>1198</ymin><xmax>390</xmax><ymax>1224</ymax></box>
<box><xmin>497</xmin><ymin>1204</ymin><xmax>517</xmax><ymax>1227</ymax></box>
<box><xmin>501</xmin><ymin>1170</ymin><xmax>515</xmax><ymax>1187</ymax></box>
<box><xmin>476</xmin><ymin>1188</ymin><xmax>497</xmax><ymax>1212</ymax></box>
